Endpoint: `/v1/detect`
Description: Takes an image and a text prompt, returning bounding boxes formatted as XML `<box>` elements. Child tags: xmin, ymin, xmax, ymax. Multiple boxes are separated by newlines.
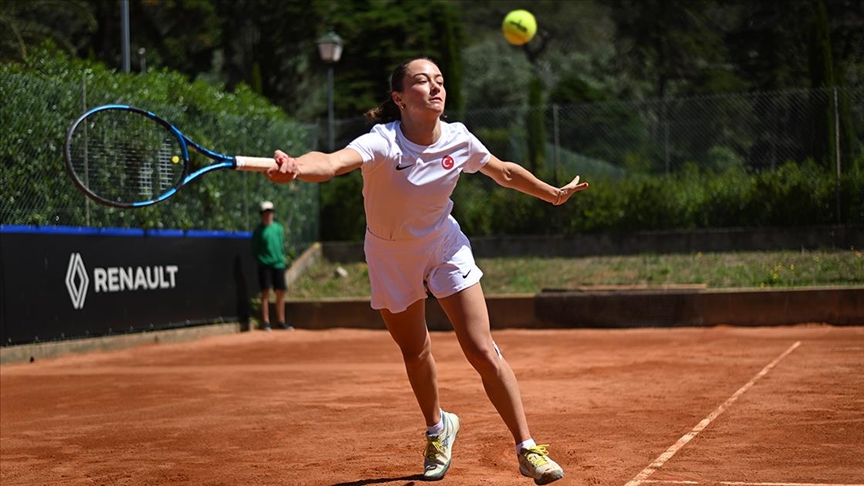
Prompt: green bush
<box><xmin>457</xmin><ymin>161</ymin><xmax>861</xmax><ymax>237</ymax></box>
<box><xmin>569</xmin><ymin>161</ymin><xmax>859</xmax><ymax>233</ymax></box>
<box><xmin>744</xmin><ymin>161</ymin><xmax>835</xmax><ymax>226</ymax></box>
<box><xmin>319</xmin><ymin>158</ymin><xmax>861</xmax><ymax>242</ymax></box>
<box><xmin>319</xmin><ymin>171</ymin><xmax>365</xmax><ymax>242</ymax></box>
<box><xmin>1</xmin><ymin>43</ymin><xmax>318</xmax><ymax>254</ymax></box>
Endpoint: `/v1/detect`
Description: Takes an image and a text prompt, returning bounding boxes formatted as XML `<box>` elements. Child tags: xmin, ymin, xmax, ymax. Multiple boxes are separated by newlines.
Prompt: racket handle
<box><xmin>235</xmin><ymin>156</ymin><xmax>277</xmax><ymax>172</ymax></box>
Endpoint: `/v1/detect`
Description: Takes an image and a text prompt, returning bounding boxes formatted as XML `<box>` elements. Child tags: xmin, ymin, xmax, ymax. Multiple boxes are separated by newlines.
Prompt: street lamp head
<box><xmin>316</xmin><ymin>29</ymin><xmax>344</xmax><ymax>63</ymax></box>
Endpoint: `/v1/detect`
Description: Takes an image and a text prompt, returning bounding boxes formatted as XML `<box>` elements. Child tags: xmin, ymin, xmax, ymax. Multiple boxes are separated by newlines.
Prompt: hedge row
<box><xmin>321</xmin><ymin>161</ymin><xmax>863</xmax><ymax>241</ymax></box>
<box><xmin>0</xmin><ymin>45</ymin><xmax>318</xmax><ymax>255</ymax></box>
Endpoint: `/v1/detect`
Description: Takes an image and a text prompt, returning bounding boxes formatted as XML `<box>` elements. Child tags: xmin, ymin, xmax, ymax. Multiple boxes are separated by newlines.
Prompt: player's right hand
<box><xmin>267</xmin><ymin>150</ymin><xmax>300</xmax><ymax>183</ymax></box>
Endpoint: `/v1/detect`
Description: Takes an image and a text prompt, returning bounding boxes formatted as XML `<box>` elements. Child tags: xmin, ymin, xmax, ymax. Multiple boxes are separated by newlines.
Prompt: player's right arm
<box><xmin>267</xmin><ymin>148</ymin><xmax>363</xmax><ymax>183</ymax></box>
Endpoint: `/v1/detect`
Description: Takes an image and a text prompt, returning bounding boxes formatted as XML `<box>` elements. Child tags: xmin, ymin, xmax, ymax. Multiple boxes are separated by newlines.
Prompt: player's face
<box><xmin>397</xmin><ymin>59</ymin><xmax>445</xmax><ymax>115</ymax></box>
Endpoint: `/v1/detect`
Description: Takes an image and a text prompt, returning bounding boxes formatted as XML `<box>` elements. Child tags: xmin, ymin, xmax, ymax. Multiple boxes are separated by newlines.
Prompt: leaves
<box><xmin>0</xmin><ymin>0</ymin><xmax>96</xmax><ymax>62</ymax></box>
<box><xmin>0</xmin><ymin>45</ymin><xmax>318</xmax><ymax>255</ymax></box>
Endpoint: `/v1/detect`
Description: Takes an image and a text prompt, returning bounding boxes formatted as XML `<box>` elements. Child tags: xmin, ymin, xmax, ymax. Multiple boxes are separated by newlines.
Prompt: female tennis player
<box><xmin>267</xmin><ymin>57</ymin><xmax>588</xmax><ymax>485</ymax></box>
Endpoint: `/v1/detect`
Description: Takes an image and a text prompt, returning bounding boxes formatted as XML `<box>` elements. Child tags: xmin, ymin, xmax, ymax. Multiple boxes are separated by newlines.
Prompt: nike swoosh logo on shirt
<box><xmin>395</xmin><ymin>163</ymin><xmax>414</xmax><ymax>171</ymax></box>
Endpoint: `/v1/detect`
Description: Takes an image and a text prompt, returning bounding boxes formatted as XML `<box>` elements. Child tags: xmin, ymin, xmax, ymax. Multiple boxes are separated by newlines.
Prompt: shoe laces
<box><xmin>425</xmin><ymin>436</ymin><xmax>445</xmax><ymax>461</ymax></box>
<box><xmin>522</xmin><ymin>444</ymin><xmax>551</xmax><ymax>467</ymax></box>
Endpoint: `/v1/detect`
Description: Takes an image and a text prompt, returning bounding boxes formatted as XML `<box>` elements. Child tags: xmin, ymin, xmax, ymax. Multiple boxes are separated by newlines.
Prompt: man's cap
<box><xmin>260</xmin><ymin>201</ymin><xmax>274</xmax><ymax>212</ymax></box>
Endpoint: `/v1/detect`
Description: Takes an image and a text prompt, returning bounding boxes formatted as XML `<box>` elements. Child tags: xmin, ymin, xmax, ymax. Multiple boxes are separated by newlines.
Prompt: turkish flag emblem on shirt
<box><xmin>442</xmin><ymin>155</ymin><xmax>454</xmax><ymax>170</ymax></box>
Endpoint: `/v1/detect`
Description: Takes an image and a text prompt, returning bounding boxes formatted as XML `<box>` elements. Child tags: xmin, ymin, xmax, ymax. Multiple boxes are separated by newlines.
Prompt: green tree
<box><xmin>79</xmin><ymin>0</ymin><xmax>221</xmax><ymax>75</ymax></box>
<box><xmin>824</xmin><ymin>0</ymin><xmax>863</xmax><ymax>171</ymax></box>
<box><xmin>608</xmin><ymin>0</ymin><xmax>746</xmax><ymax>173</ymax></box>
<box><xmin>608</xmin><ymin>0</ymin><xmax>735</xmax><ymax>100</ymax></box>
<box><xmin>808</xmin><ymin>0</ymin><xmax>836</xmax><ymax>168</ymax></box>
<box><xmin>462</xmin><ymin>41</ymin><xmax>532</xmax><ymax>109</ymax></box>
<box><xmin>437</xmin><ymin>5</ymin><xmax>464</xmax><ymax>116</ymax></box>
<box><xmin>0</xmin><ymin>0</ymin><xmax>95</xmax><ymax>62</ymax></box>
<box><xmin>526</xmin><ymin>76</ymin><xmax>546</xmax><ymax>173</ymax></box>
<box><xmin>215</xmin><ymin>0</ymin><xmax>323</xmax><ymax>118</ymax></box>
<box><xmin>549</xmin><ymin>77</ymin><xmax>651</xmax><ymax>170</ymax></box>
<box><xmin>724</xmin><ymin>0</ymin><xmax>862</xmax><ymax>92</ymax></box>
<box><xmin>724</xmin><ymin>0</ymin><xmax>810</xmax><ymax>91</ymax></box>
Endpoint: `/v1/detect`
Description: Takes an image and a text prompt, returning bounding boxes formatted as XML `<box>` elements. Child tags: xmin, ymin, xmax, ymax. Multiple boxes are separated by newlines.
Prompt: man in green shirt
<box><xmin>251</xmin><ymin>201</ymin><xmax>291</xmax><ymax>330</ymax></box>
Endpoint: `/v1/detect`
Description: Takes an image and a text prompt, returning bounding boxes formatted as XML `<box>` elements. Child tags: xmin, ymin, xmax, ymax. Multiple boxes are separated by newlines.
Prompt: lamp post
<box><xmin>316</xmin><ymin>30</ymin><xmax>343</xmax><ymax>152</ymax></box>
<box><xmin>120</xmin><ymin>0</ymin><xmax>130</xmax><ymax>72</ymax></box>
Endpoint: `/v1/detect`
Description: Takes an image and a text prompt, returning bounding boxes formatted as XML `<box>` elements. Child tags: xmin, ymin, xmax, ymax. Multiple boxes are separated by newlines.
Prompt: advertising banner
<box><xmin>1</xmin><ymin>226</ymin><xmax>256</xmax><ymax>345</ymax></box>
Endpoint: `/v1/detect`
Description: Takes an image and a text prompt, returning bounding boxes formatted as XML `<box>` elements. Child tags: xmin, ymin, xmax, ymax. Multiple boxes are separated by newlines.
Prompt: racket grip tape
<box><xmin>234</xmin><ymin>156</ymin><xmax>277</xmax><ymax>172</ymax></box>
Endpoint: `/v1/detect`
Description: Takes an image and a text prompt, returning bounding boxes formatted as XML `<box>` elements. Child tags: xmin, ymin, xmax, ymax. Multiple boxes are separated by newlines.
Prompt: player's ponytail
<box><xmin>364</xmin><ymin>98</ymin><xmax>401</xmax><ymax>124</ymax></box>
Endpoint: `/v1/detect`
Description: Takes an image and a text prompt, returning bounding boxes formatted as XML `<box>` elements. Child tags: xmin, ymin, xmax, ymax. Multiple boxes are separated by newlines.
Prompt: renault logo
<box><xmin>63</xmin><ymin>253</ymin><xmax>180</xmax><ymax>310</ymax></box>
<box><xmin>65</xmin><ymin>253</ymin><xmax>89</xmax><ymax>310</ymax></box>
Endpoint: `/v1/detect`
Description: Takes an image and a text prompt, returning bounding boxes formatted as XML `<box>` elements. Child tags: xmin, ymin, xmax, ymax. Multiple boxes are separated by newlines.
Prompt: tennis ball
<box><xmin>502</xmin><ymin>9</ymin><xmax>537</xmax><ymax>45</ymax></box>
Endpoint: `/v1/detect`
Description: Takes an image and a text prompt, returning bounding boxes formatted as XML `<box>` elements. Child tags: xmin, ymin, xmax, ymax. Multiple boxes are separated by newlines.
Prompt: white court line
<box><xmin>720</xmin><ymin>483</ymin><xmax>864</xmax><ymax>486</ymax></box>
<box><xmin>624</xmin><ymin>341</ymin><xmax>802</xmax><ymax>486</ymax></box>
<box><xmin>644</xmin><ymin>481</ymin><xmax>864</xmax><ymax>486</ymax></box>
<box><xmin>643</xmin><ymin>481</ymin><xmax>699</xmax><ymax>484</ymax></box>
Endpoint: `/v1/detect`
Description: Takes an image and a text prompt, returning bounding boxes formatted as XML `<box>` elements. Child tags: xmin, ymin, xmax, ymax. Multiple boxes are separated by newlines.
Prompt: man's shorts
<box><xmin>364</xmin><ymin>219</ymin><xmax>483</xmax><ymax>314</ymax></box>
<box><xmin>258</xmin><ymin>264</ymin><xmax>287</xmax><ymax>292</ymax></box>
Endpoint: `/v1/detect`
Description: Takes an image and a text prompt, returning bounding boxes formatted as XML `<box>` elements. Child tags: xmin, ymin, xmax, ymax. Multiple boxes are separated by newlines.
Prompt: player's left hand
<box><xmin>554</xmin><ymin>175</ymin><xmax>589</xmax><ymax>206</ymax></box>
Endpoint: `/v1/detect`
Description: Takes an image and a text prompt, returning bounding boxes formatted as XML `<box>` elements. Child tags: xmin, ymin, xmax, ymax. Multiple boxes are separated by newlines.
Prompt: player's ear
<box><xmin>391</xmin><ymin>93</ymin><xmax>404</xmax><ymax>108</ymax></box>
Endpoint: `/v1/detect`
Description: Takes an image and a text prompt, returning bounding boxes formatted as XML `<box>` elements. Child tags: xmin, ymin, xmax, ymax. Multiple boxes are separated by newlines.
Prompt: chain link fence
<box><xmin>462</xmin><ymin>87</ymin><xmax>861</xmax><ymax>178</ymax></box>
<box><xmin>334</xmin><ymin>87</ymin><xmax>862</xmax><ymax>177</ymax></box>
<box><xmin>3</xmin><ymin>74</ymin><xmax>862</xmax><ymax>245</ymax></box>
<box><xmin>0</xmin><ymin>72</ymin><xmax>320</xmax><ymax>257</ymax></box>
<box><xmin>331</xmin><ymin>86</ymin><xmax>862</xmax><ymax>233</ymax></box>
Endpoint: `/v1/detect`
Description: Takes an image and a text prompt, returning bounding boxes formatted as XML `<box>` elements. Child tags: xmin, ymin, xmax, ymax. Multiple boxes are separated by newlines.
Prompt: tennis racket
<box><xmin>64</xmin><ymin>104</ymin><xmax>277</xmax><ymax>208</ymax></box>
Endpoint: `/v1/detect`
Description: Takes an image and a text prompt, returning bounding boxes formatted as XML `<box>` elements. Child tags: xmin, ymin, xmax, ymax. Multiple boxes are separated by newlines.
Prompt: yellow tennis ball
<box><xmin>502</xmin><ymin>9</ymin><xmax>537</xmax><ymax>45</ymax></box>
<box><xmin>171</xmin><ymin>155</ymin><xmax>180</xmax><ymax>164</ymax></box>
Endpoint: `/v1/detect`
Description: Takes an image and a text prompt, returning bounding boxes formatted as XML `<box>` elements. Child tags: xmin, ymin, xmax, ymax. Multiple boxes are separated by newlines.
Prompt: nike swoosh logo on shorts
<box><xmin>462</xmin><ymin>269</ymin><xmax>471</xmax><ymax>279</ymax></box>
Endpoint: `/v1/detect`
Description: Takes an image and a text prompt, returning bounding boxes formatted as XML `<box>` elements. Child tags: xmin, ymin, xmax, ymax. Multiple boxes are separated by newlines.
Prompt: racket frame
<box><xmin>64</xmin><ymin>104</ymin><xmax>274</xmax><ymax>208</ymax></box>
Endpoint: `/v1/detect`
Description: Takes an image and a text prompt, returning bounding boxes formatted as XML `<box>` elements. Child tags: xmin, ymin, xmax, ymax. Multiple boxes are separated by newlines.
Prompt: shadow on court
<box><xmin>331</xmin><ymin>473</ymin><xmax>426</xmax><ymax>485</ymax></box>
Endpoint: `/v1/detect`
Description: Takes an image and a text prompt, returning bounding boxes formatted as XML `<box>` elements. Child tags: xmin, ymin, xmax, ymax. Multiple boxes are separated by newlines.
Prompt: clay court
<box><xmin>1</xmin><ymin>324</ymin><xmax>862</xmax><ymax>486</ymax></box>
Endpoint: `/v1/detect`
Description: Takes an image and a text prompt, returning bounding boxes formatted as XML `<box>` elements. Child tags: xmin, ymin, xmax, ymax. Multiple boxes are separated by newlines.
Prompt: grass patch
<box><xmin>287</xmin><ymin>248</ymin><xmax>863</xmax><ymax>299</ymax></box>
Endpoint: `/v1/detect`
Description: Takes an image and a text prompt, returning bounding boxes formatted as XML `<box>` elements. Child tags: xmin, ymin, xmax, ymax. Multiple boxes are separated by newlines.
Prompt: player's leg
<box><xmin>437</xmin><ymin>283</ymin><xmax>530</xmax><ymax>442</ymax></box>
<box><xmin>437</xmin><ymin>284</ymin><xmax>564</xmax><ymax>484</ymax></box>
<box><xmin>424</xmin><ymin>228</ymin><xmax>530</xmax><ymax>443</ymax></box>
<box><xmin>379</xmin><ymin>299</ymin><xmax>439</xmax><ymax>427</ymax></box>
<box><xmin>367</xmin><ymin>232</ymin><xmax>441</xmax><ymax>423</ymax></box>
<box><xmin>366</xmin><ymin>232</ymin><xmax>459</xmax><ymax>479</ymax></box>
<box><xmin>380</xmin><ymin>300</ymin><xmax>459</xmax><ymax>480</ymax></box>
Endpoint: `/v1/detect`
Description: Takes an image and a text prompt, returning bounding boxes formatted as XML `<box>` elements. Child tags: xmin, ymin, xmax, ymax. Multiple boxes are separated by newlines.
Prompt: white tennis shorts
<box><xmin>364</xmin><ymin>219</ymin><xmax>483</xmax><ymax>314</ymax></box>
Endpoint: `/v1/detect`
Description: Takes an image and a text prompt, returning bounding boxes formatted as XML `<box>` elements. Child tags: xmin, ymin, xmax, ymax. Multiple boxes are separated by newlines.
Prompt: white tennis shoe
<box><xmin>422</xmin><ymin>411</ymin><xmax>460</xmax><ymax>480</ymax></box>
<box><xmin>518</xmin><ymin>444</ymin><xmax>565</xmax><ymax>485</ymax></box>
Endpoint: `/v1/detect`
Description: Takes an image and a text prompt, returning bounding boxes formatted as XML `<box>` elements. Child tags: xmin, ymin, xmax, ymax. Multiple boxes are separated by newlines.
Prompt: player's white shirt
<box><xmin>347</xmin><ymin>120</ymin><xmax>491</xmax><ymax>241</ymax></box>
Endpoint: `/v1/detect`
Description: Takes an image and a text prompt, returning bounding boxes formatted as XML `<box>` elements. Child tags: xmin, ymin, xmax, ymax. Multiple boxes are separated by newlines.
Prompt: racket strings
<box><xmin>67</xmin><ymin>109</ymin><xmax>185</xmax><ymax>205</ymax></box>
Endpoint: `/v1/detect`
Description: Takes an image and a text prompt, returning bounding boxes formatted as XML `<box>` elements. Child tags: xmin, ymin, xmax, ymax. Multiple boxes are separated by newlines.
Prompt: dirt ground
<box><xmin>2</xmin><ymin>325</ymin><xmax>863</xmax><ymax>486</ymax></box>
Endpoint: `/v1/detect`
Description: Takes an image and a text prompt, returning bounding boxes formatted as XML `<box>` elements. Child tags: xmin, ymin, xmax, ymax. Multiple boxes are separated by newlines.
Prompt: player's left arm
<box><xmin>479</xmin><ymin>155</ymin><xmax>589</xmax><ymax>206</ymax></box>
